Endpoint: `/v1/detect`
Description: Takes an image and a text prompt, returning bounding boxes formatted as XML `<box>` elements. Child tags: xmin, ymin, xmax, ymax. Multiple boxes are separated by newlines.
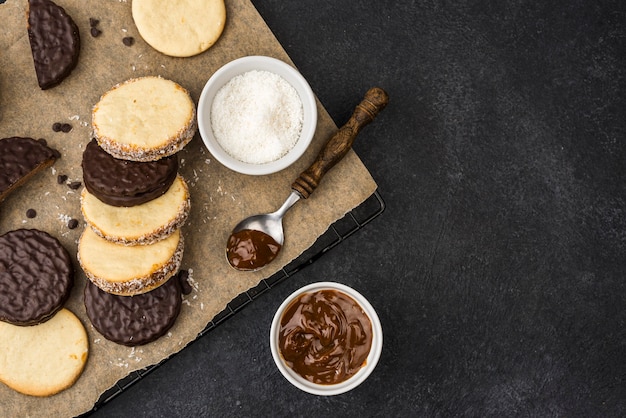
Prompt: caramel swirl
<box><xmin>278</xmin><ymin>289</ymin><xmax>373</xmax><ymax>385</ymax></box>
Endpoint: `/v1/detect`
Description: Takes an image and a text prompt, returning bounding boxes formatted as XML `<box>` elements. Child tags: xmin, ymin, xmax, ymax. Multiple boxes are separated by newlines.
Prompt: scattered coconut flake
<box><xmin>69</xmin><ymin>115</ymin><xmax>80</xmax><ymax>120</ymax></box>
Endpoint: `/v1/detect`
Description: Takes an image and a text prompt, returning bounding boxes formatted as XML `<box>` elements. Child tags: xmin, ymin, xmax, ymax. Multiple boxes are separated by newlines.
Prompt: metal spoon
<box><xmin>226</xmin><ymin>87</ymin><xmax>389</xmax><ymax>271</ymax></box>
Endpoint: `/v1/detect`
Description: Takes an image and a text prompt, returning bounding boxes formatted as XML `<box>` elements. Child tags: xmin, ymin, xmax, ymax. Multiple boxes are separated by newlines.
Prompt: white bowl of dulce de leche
<box><xmin>197</xmin><ymin>55</ymin><xmax>317</xmax><ymax>175</ymax></box>
<box><xmin>270</xmin><ymin>282</ymin><xmax>383</xmax><ymax>396</ymax></box>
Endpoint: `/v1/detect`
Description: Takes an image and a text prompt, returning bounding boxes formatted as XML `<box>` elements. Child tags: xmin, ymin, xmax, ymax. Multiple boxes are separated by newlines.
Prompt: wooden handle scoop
<box><xmin>292</xmin><ymin>87</ymin><xmax>389</xmax><ymax>199</ymax></box>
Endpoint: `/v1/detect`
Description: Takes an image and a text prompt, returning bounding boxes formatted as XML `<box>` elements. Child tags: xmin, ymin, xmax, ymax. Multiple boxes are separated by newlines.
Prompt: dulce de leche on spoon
<box><xmin>226</xmin><ymin>87</ymin><xmax>389</xmax><ymax>271</ymax></box>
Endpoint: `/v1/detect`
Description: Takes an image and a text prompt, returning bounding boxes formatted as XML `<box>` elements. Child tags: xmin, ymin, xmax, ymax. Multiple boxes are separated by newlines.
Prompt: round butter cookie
<box><xmin>78</xmin><ymin>227</ymin><xmax>183</xmax><ymax>296</ymax></box>
<box><xmin>81</xmin><ymin>174</ymin><xmax>190</xmax><ymax>245</ymax></box>
<box><xmin>0</xmin><ymin>229</ymin><xmax>73</xmax><ymax>326</ymax></box>
<box><xmin>84</xmin><ymin>276</ymin><xmax>182</xmax><ymax>346</ymax></box>
<box><xmin>132</xmin><ymin>0</ymin><xmax>226</xmax><ymax>57</ymax></box>
<box><xmin>82</xmin><ymin>138</ymin><xmax>178</xmax><ymax>207</ymax></box>
<box><xmin>92</xmin><ymin>76</ymin><xmax>196</xmax><ymax>162</ymax></box>
<box><xmin>0</xmin><ymin>309</ymin><xmax>88</xmax><ymax>397</ymax></box>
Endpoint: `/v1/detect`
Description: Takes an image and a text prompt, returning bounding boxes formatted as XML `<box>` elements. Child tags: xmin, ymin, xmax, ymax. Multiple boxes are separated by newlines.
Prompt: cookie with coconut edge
<box><xmin>78</xmin><ymin>227</ymin><xmax>183</xmax><ymax>296</ymax></box>
<box><xmin>81</xmin><ymin>174</ymin><xmax>190</xmax><ymax>245</ymax></box>
<box><xmin>92</xmin><ymin>76</ymin><xmax>196</xmax><ymax>162</ymax></box>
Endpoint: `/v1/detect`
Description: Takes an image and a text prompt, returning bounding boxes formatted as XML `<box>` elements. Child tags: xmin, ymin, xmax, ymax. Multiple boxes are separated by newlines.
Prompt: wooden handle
<box><xmin>292</xmin><ymin>87</ymin><xmax>389</xmax><ymax>198</ymax></box>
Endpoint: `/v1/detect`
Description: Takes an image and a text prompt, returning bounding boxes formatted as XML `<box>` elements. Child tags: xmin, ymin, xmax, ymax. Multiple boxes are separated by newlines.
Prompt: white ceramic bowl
<box><xmin>197</xmin><ymin>55</ymin><xmax>317</xmax><ymax>175</ymax></box>
<box><xmin>270</xmin><ymin>282</ymin><xmax>383</xmax><ymax>396</ymax></box>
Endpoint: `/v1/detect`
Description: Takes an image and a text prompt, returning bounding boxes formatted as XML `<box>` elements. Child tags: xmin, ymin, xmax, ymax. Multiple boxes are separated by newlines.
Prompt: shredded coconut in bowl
<box><xmin>210</xmin><ymin>70</ymin><xmax>304</xmax><ymax>164</ymax></box>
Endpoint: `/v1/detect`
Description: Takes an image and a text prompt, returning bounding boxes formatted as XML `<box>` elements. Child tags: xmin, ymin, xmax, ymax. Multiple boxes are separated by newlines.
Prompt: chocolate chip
<box><xmin>52</xmin><ymin>122</ymin><xmax>62</xmax><ymax>132</ymax></box>
<box><xmin>89</xmin><ymin>18</ymin><xmax>100</xmax><ymax>27</ymax></box>
<box><xmin>67</xmin><ymin>219</ymin><xmax>79</xmax><ymax>229</ymax></box>
<box><xmin>90</xmin><ymin>27</ymin><xmax>102</xmax><ymax>38</ymax></box>
<box><xmin>122</xmin><ymin>36</ymin><xmax>134</xmax><ymax>46</ymax></box>
<box><xmin>57</xmin><ymin>174</ymin><xmax>68</xmax><ymax>184</ymax></box>
<box><xmin>26</xmin><ymin>209</ymin><xmax>37</xmax><ymax>218</ymax></box>
<box><xmin>61</xmin><ymin>123</ymin><xmax>72</xmax><ymax>132</ymax></box>
<box><xmin>68</xmin><ymin>181</ymin><xmax>82</xmax><ymax>190</ymax></box>
<box><xmin>177</xmin><ymin>270</ymin><xmax>192</xmax><ymax>295</ymax></box>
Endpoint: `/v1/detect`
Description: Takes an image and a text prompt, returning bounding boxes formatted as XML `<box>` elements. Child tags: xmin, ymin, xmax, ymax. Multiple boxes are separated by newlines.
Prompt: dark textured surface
<box><xmin>90</xmin><ymin>1</ymin><xmax>626</xmax><ymax>416</ymax></box>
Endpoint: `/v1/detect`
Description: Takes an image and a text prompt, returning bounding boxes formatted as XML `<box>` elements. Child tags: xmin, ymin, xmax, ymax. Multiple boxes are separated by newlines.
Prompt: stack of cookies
<box><xmin>78</xmin><ymin>76</ymin><xmax>195</xmax><ymax>346</ymax></box>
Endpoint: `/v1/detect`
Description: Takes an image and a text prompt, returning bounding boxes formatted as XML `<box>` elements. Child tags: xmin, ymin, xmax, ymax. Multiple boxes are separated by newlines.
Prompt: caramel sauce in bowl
<box><xmin>270</xmin><ymin>282</ymin><xmax>383</xmax><ymax>395</ymax></box>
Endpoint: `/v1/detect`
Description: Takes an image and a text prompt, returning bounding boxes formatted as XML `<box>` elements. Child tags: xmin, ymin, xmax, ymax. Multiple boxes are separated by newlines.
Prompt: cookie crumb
<box><xmin>91</xmin><ymin>27</ymin><xmax>102</xmax><ymax>37</ymax></box>
<box><xmin>57</xmin><ymin>174</ymin><xmax>68</xmax><ymax>184</ymax></box>
<box><xmin>26</xmin><ymin>209</ymin><xmax>37</xmax><ymax>218</ymax></box>
<box><xmin>67</xmin><ymin>219</ymin><xmax>79</xmax><ymax>229</ymax></box>
<box><xmin>89</xmin><ymin>18</ymin><xmax>100</xmax><ymax>27</ymax></box>
<box><xmin>122</xmin><ymin>36</ymin><xmax>135</xmax><ymax>46</ymax></box>
<box><xmin>61</xmin><ymin>123</ymin><xmax>72</xmax><ymax>133</ymax></box>
<box><xmin>52</xmin><ymin>122</ymin><xmax>62</xmax><ymax>132</ymax></box>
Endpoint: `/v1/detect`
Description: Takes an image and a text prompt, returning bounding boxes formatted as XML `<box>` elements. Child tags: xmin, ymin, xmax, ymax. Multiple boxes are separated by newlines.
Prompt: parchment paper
<box><xmin>0</xmin><ymin>1</ymin><xmax>377</xmax><ymax>416</ymax></box>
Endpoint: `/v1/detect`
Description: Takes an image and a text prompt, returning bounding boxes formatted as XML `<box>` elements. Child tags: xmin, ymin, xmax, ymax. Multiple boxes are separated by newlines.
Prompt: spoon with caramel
<box><xmin>226</xmin><ymin>87</ymin><xmax>389</xmax><ymax>271</ymax></box>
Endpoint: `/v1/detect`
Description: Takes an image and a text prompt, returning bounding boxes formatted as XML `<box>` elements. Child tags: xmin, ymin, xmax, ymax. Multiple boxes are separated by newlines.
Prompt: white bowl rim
<box><xmin>269</xmin><ymin>281</ymin><xmax>383</xmax><ymax>396</ymax></box>
<box><xmin>197</xmin><ymin>55</ymin><xmax>317</xmax><ymax>175</ymax></box>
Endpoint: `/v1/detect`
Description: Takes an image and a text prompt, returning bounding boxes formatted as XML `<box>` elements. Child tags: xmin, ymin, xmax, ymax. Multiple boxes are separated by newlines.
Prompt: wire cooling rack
<box><xmin>84</xmin><ymin>190</ymin><xmax>385</xmax><ymax>415</ymax></box>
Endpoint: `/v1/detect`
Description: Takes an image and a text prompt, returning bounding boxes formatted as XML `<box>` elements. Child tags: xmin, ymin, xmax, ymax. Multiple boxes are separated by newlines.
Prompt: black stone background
<box><xmin>90</xmin><ymin>1</ymin><xmax>626</xmax><ymax>417</ymax></box>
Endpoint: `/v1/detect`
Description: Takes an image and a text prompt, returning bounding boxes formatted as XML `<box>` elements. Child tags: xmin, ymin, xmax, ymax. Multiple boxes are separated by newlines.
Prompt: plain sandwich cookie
<box><xmin>78</xmin><ymin>227</ymin><xmax>184</xmax><ymax>296</ymax></box>
<box><xmin>92</xmin><ymin>76</ymin><xmax>196</xmax><ymax>162</ymax></box>
<box><xmin>81</xmin><ymin>174</ymin><xmax>190</xmax><ymax>245</ymax></box>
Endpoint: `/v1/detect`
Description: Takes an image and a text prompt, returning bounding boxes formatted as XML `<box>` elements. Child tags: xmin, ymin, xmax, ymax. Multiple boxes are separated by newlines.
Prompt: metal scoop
<box><xmin>226</xmin><ymin>87</ymin><xmax>389</xmax><ymax>271</ymax></box>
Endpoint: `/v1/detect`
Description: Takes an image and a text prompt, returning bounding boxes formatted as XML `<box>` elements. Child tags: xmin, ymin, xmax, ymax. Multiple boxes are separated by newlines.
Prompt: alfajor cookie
<box><xmin>81</xmin><ymin>174</ymin><xmax>190</xmax><ymax>245</ymax></box>
<box><xmin>92</xmin><ymin>76</ymin><xmax>196</xmax><ymax>162</ymax></box>
<box><xmin>0</xmin><ymin>308</ymin><xmax>88</xmax><ymax>397</ymax></box>
<box><xmin>84</xmin><ymin>276</ymin><xmax>182</xmax><ymax>346</ymax></box>
<box><xmin>0</xmin><ymin>229</ymin><xmax>73</xmax><ymax>326</ymax></box>
<box><xmin>0</xmin><ymin>137</ymin><xmax>60</xmax><ymax>202</ymax></box>
<box><xmin>78</xmin><ymin>227</ymin><xmax>183</xmax><ymax>296</ymax></box>
<box><xmin>82</xmin><ymin>138</ymin><xmax>178</xmax><ymax>207</ymax></box>
<box><xmin>27</xmin><ymin>0</ymin><xmax>80</xmax><ymax>89</ymax></box>
<box><xmin>132</xmin><ymin>0</ymin><xmax>226</xmax><ymax>57</ymax></box>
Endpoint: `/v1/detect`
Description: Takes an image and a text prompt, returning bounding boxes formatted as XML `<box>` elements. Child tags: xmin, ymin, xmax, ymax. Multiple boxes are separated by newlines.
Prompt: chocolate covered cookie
<box><xmin>84</xmin><ymin>276</ymin><xmax>182</xmax><ymax>346</ymax></box>
<box><xmin>0</xmin><ymin>229</ymin><xmax>74</xmax><ymax>326</ymax></box>
<box><xmin>27</xmin><ymin>0</ymin><xmax>81</xmax><ymax>90</ymax></box>
<box><xmin>0</xmin><ymin>137</ymin><xmax>60</xmax><ymax>202</ymax></box>
<box><xmin>82</xmin><ymin>139</ymin><xmax>178</xmax><ymax>207</ymax></box>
